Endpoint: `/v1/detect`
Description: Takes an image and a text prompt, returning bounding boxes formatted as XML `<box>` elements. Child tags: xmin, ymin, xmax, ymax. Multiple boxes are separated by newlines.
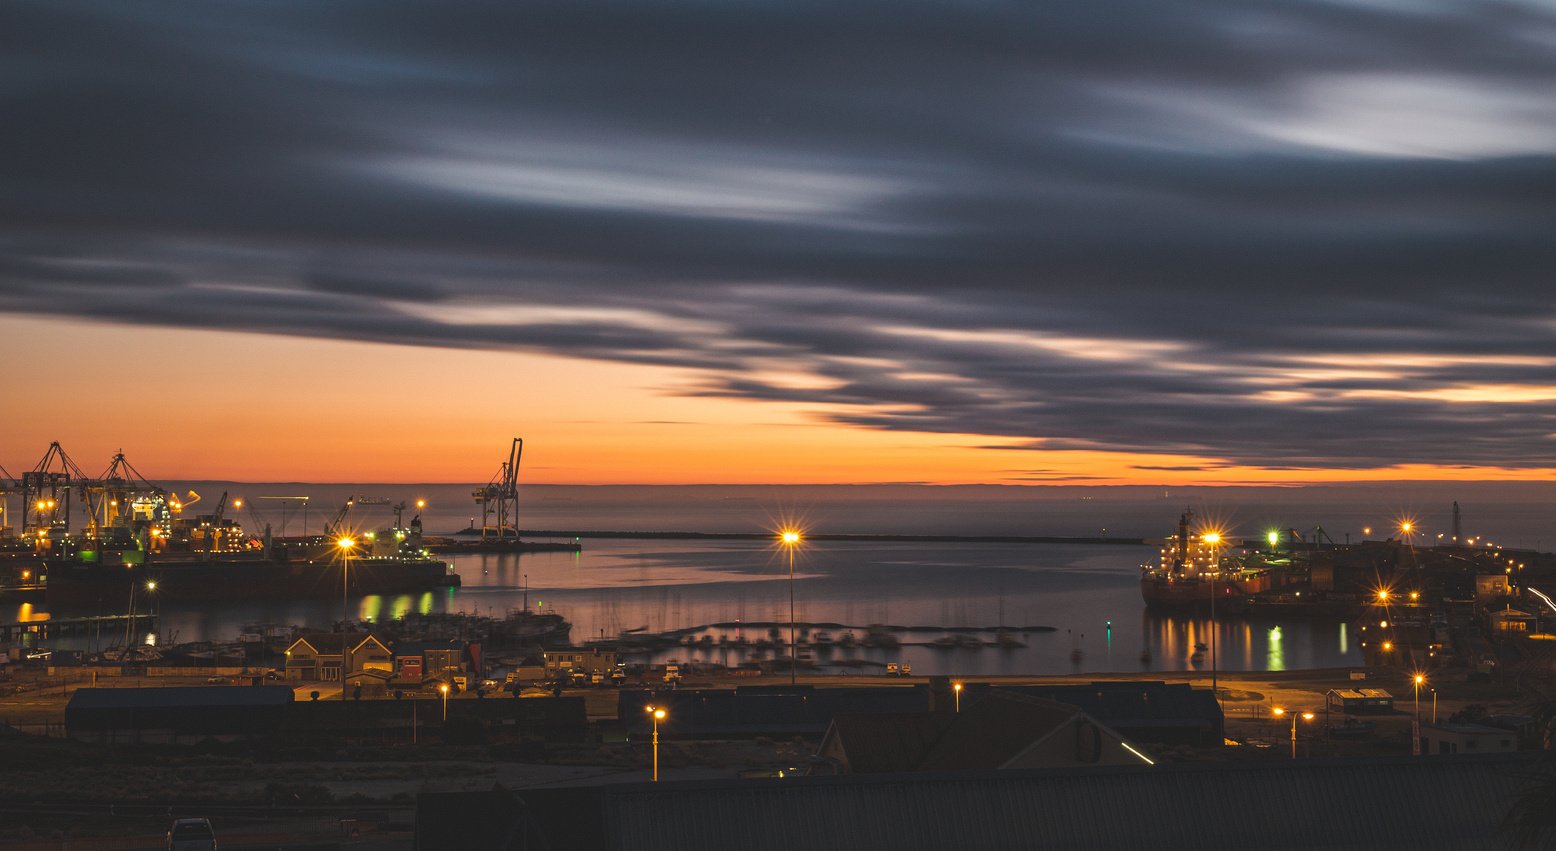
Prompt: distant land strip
<box><xmin>515</xmin><ymin>530</ymin><xmax>1148</xmax><ymax>545</ymax></box>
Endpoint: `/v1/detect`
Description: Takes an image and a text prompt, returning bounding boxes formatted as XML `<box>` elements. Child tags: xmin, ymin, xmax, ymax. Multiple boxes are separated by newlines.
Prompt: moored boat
<box><xmin>1141</xmin><ymin>509</ymin><xmax>1295</xmax><ymax>610</ymax></box>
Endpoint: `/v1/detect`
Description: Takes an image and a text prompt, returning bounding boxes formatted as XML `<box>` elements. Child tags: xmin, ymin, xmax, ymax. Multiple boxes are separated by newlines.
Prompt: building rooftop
<box><xmin>67</xmin><ymin>685</ymin><xmax>294</xmax><ymax>710</ymax></box>
<box><xmin>494</xmin><ymin>753</ymin><xmax>1542</xmax><ymax>851</ymax></box>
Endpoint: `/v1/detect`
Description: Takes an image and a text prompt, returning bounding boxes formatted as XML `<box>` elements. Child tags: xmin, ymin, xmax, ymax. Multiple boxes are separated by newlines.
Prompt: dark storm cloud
<box><xmin>5</xmin><ymin>0</ymin><xmax>1556</xmax><ymax>472</ymax></box>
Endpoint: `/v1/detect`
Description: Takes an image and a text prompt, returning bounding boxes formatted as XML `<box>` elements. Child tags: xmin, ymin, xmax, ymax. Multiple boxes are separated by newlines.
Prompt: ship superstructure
<box><xmin>1139</xmin><ymin>509</ymin><xmax>1297</xmax><ymax>609</ymax></box>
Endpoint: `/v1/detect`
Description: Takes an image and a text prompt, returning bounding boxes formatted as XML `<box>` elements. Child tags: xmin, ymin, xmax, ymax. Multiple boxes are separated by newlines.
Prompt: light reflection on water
<box><xmin>18</xmin><ymin>538</ymin><xmax>1362</xmax><ymax>675</ymax></box>
<box><xmin>1268</xmin><ymin>625</ymin><xmax>1284</xmax><ymax>672</ymax></box>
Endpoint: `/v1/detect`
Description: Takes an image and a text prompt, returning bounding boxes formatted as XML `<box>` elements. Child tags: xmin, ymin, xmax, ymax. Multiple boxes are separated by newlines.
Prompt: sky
<box><xmin>4</xmin><ymin>0</ymin><xmax>1556</xmax><ymax>485</ymax></box>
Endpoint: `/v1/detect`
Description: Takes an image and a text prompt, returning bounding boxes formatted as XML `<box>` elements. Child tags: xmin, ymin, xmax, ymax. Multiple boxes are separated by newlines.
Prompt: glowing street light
<box><xmin>646</xmin><ymin>705</ymin><xmax>668</xmax><ymax>781</ymax></box>
<box><xmin>1272</xmin><ymin>707</ymin><xmax>1315</xmax><ymax>759</ymax></box>
<box><xmin>440</xmin><ymin>682</ymin><xmax>450</xmax><ymax>721</ymax></box>
<box><xmin>337</xmin><ymin>535</ymin><xmax>355</xmax><ymax>613</ymax></box>
<box><xmin>953</xmin><ymin>681</ymin><xmax>963</xmax><ymax>713</ymax></box>
<box><xmin>1202</xmin><ymin>531</ymin><xmax>1224</xmax><ymax>702</ymax></box>
<box><xmin>1413</xmin><ymin>672</ymin><xmax>1427</xmax><ymax>755</ymax></box>
<box><xmin>779</xmin><ymin>528</ymin><xmax>803</xmax><ymax>686</ymax></box>
<box><xmin>337</xmin><ymin>536</ymin><xmax>356</xmax><ymax>696</ymax></box>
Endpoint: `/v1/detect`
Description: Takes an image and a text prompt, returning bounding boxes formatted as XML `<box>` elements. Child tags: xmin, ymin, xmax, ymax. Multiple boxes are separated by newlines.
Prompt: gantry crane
<box><xmin>0</xmin><ymin>460</ymin><xmax>15</xmax><ymax>534</ymax></box>
<box><xmin>473</xmin><ymin>438</ymin><xmax>522</xmax><ymax>542</ymax></box>
<box><xmin>21</xmin><ymin>442</ymin><xmax>87</xmax><ymax>540</ymax></box>
<box><xmin>84</xmin><ymin>449</ymin><xmax>171</xmax><ymax>541</ymax></box>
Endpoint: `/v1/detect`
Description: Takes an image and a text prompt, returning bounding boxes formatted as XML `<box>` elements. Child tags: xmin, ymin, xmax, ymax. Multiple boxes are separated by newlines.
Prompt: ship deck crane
<box><xmin>257</xmin><ymin>496</ymin><xmax>309</xmax><ymax>536</ymax></box>
<box><xmin>324</xmin><ymin>496</ymin><xmax>397</xmax><ymax>539</ymax></box>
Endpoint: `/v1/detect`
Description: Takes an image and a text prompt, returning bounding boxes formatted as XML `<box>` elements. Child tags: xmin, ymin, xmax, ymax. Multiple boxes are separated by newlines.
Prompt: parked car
<box><xmin>206</xmin><ymin>675</ymin><xmax>229</xmax><ymax>684</ymax></box>
<box><xmin>167</xmin><ymin>817</ymin><xmax>217</xmax><ymax>850</ymax></box>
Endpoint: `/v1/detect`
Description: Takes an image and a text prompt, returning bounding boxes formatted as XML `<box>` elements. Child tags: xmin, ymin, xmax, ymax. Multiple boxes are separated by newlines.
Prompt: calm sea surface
<box><xmin>20</xmin><ymin>481</ymin><xmax>1556</xmax><ymax>675</ymax></box>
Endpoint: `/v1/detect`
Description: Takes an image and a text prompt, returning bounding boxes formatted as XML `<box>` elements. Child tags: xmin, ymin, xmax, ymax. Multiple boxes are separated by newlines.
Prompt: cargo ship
<box><xmin>1140</xmin><ymin>510</ymin><xmax>1291</xmax><ymax>609</ymax></box>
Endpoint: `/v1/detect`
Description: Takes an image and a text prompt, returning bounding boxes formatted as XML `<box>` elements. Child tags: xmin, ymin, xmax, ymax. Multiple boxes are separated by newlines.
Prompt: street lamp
<box><xmin>1202</xmin><ymin>531</ymin><xmax>1222</xmax><ymax>702</ymax></box>
<box><xmin>1413</xmin><ymin>673</ymin><xmax>1427</xmax><ymax>755</ymax></box>
<box><xmin>1272</xmin><ymin>707</ymin><xmax>1314</xmax><ymax>760</ymax></box>
<box><xmin>337</xmin><ymin>536</ymin><xmax>356</xmax><ymax>609</ymax></box>
<box><xmin>953</xmin><ymin>681</ymin><xmax>963</xmax><ymax>713</ymax></box>
<box><xmin>440</xmin><ymin>682</ymin><xmax>449</xmax><ymax>721</ymax></box>
<box><xmin>779</xmin><ymin>529</ymin><xmax>803</xmax><ymax>686</ymax></box>
<box><xmin>646</xmin><ymin>705</ymin><xmax>667</xmax><ymax>781</ymax></box>
<box><xmin>144</xmin><ymin>580</ymin><xmax>159</xmax><ymax>640</ymax></box>
<box><xmin>337</xmin><ymin>536</ymin><xmax>355</xmax><ymax>698</ymax></box>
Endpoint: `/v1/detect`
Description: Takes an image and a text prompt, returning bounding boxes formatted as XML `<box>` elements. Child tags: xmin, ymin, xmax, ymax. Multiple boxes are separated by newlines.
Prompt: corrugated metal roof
<box><xmin>67</xmin><ymin>685</ymin><xmax>294</xmax><ymax>710</ymax></box>
<box><xmin>828</xmin><ymin>712</ymin><xmax>953</xmax><ymax>773</ymax></box>
<box><xmin>590</xmin><ymin>754</ymin><xmax>1539</xmax><ymax>851</ymax></box>
<box><xmin>917</xmin><ymin>694</ymin><xmax>1080</xmax><ymax>771</ymax></box>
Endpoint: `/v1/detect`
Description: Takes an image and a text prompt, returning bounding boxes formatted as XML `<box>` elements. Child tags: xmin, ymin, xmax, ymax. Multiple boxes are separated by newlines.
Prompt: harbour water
<box><xmin>17</xmin><ymin>480</ymin><xmax>1556</xmax><ymax>675</ymax></box>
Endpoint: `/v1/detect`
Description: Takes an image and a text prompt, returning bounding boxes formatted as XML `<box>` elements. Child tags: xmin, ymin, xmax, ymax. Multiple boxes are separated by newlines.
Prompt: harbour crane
<box><xmin>0</xmin><ymin>460</ymin><xmax>16</xmax><ymax>532</ymax></box>
<box><xmin>21</xmin><ymin>441</ymin><xmax>87</xmax><ymax>540</ymax></box>
<box><xmin>473</xmin><ymin>438</ymin><xmax>522</xmax><ymax>542</ymax></box>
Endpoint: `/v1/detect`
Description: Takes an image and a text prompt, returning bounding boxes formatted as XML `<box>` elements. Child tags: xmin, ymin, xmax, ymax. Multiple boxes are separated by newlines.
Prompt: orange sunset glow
<box><xmin>8</xmin><ymin>313</ymin><xmax>1556</xmax><ymax>486</ymax></box>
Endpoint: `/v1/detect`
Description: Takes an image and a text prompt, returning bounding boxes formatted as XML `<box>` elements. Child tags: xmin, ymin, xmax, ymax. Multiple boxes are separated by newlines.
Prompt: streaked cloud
<box><xmin>5</xmin><ymin>0</ymin><xmax>1556</xmax><ymax>476</ymax></box>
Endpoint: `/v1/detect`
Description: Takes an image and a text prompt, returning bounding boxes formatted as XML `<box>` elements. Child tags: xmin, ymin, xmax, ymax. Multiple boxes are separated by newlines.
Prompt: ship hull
<box><xmin>1141</xmin><ymin>576</ymin><xmax>1214</xmax><ymax>609</ymax></box>
<box><xmin>44</xmin><ymin>555</ymin><xmax>458</xmax><ymax>609</ymax></box>
<box><xmin>1141</xmin><ymin>575</ymin><xmax>1257</xmax><ymax>610</ymax></box>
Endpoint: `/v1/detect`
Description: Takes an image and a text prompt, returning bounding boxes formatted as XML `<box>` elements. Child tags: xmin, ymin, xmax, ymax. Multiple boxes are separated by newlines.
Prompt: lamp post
<box><xmin>144</xmin><ymin>580</ymin><xmax>158</xmax><ymax>644</ymax></box>
<box><xmin>1203</xmin><ymin>532</ymin><xmax>1221</xmax><ymax>703</ymax></box>
<box><xmin>337</xmin><ymin>537</ymin><xmax>355</xmax><ymax>698</ymax></box>
<box><xmin>337</xmin><ymin>536</ymin><xmax>356</xmax><ymax>618</ymax></box>
<box><xmin>1273</xmin><ymin>707</ymin><xmax>1314</xmax><ymax>760</ymax></box>
<box><xmin>953</xmin><ymin>681</ymin><xmax>963</xmax><ymax>713</ymax></box>
<box><xmin>440</xmin><ymin>682</ymin><xmax>449</xmax><ymax>721</ymax></box>
<box><xmin>1432</xmin><ymin>688</ymin><xmax>1437</xmax><ymax>724</ymax></box>
<box><xmin>1413</xmin><ymin>673</ymin><xmax>1426</xmax><ymax>755</ymax></box>
<box><xmin>780</xmin><ymin>530</ymin><xmax>802</xmax><ymax>686</ymax></box>
<box><xmin>646</xmin><ymin>705</ymin><xmax>667</xmax><ymax>781</ymax></box>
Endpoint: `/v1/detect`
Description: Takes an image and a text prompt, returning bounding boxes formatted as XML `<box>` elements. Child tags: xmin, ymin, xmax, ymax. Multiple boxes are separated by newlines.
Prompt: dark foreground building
<box><xmin>416</xmin><ymin>753</ymin><xmax>1542</xmax><ymax>851</ymax></box>
<box><xmin>65</xmin><ymin>685</ymin><xmax>293</xmax><ymax>743</ymax></box>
